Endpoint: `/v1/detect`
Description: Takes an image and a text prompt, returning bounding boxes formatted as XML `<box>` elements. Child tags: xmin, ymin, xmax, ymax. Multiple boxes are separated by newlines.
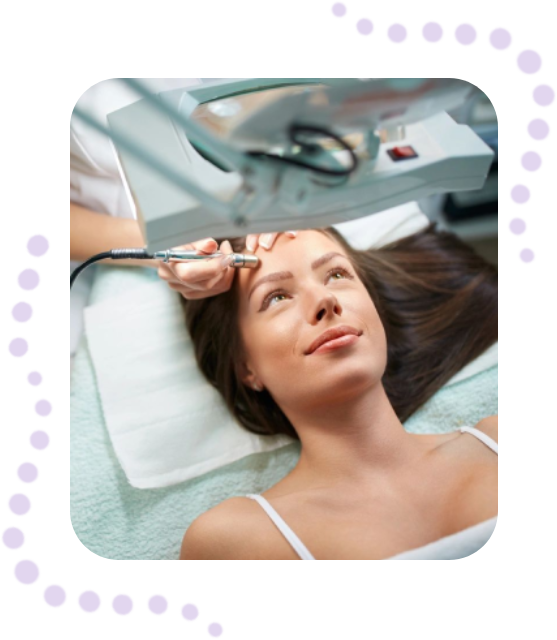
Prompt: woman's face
<box><xmin>236</xmin><ymin>230</ymin><xmax>388</xmax><ymax>412</ymax></box>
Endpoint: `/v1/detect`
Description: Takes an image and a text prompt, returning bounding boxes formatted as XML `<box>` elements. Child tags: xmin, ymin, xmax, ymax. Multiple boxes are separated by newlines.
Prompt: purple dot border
<box><xmin>329</xmin><ymin>9</ymin><xmax>548</xmax><ymax>263</ymax></box>
<box><xmin>6</xmin><ymin>9</ymin><xmax>549</xmax><ymax>637</ymax></box>
<box><xmin>7</xmin><ymin>219</ymin><xmax>232</xmax><ymax>620</ymax></box>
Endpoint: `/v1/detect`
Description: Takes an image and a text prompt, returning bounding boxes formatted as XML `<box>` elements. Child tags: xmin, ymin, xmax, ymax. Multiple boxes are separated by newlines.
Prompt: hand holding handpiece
<box><xmin>157</xmin><ymin>231</ymin><xmax>298</xmax><ymax>300</ymax></box>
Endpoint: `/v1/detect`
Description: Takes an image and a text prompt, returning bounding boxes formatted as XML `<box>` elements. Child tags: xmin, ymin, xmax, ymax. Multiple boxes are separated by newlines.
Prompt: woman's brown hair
<box><xmin>181</xmin><ymin>224</ymin><xmax>497</xmax><ymax>440</ymax></box>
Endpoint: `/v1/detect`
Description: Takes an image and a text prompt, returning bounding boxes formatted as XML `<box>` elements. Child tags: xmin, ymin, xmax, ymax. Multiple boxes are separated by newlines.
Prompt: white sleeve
<box><xmin>70</xmin><ymin>78</ymin><xmax>203</xmax><ymax>218</ymax></box>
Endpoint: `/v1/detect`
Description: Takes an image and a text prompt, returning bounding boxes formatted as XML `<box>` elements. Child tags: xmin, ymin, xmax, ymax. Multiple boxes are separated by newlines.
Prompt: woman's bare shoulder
<box><xmin>473</xmin><ymin>415</ymin><xmax>498</xmax><ymax>443</ymax></box>
<box><xmin>179</xmin><ymin>497</ymin><xmax>267</xmax><ymax>560</ymax></box>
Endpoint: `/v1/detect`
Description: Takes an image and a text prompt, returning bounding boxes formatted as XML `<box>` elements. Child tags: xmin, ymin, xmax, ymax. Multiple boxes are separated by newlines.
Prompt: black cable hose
<box><xmin>247</xmin><ymin>123</ymin><xmax>359</xmax><ymax>178</ymax></box>
<box><xmin>70</xmin><ymin>249</ymin><xmax>153</xmax><ymax>290</ymax></box>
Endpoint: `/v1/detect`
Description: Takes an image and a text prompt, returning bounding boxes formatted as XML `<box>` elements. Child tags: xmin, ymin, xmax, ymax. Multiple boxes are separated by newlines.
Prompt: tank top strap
<box><xmin>246</xmin><ymin>494</ymin><xmax>316</xmax><ymax>560</ymax></box>
<box><xmin>459</xmin><ymin>426</ymin><xmax>498</xmax><ymax>455</ymax></box>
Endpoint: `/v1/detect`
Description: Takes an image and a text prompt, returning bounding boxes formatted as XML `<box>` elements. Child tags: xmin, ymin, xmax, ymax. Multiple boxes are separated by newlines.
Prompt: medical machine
<box><xmin>70</xmin><ymin>78</ymin><xmax>494</xmax><ymax>287</ymax></box>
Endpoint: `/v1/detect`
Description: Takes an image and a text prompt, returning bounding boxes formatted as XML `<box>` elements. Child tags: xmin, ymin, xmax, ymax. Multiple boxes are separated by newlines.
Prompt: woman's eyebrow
<box><xmin>248</xmin><ymin>252</ymin><xmax>348</xmax><ymax>301</ymax></box>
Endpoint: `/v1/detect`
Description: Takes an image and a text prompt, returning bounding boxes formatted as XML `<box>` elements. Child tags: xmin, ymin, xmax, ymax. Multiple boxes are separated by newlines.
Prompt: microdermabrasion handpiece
<box><xmin>153</xmin><ymin>249</ymin><xmax>259</xmax><ymax>268</ymax></box>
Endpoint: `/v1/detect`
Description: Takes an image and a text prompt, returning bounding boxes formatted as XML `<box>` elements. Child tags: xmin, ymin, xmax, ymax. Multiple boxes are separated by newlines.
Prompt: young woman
<box><xmin>179</xmin><ymin>225</ymin><xmax>498</xmax><ymax>560</ymax></box>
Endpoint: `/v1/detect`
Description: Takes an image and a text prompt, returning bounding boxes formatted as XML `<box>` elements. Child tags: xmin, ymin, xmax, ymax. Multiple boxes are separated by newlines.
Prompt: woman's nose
<box><xmin>317</xmin><ymin>293</ymin><xmax>342</xmax><ymax>320</ymax></box>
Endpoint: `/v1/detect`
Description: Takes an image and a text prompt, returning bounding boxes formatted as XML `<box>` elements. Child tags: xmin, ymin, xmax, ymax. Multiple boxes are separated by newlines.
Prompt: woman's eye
<box><xmin>327</xmin><ymin>267</ymin><xmax>353</xmax><ymax>281</ymax></box>
<box><xmin>261</xmin><ymin>267</ymin><xmax>354</xmax><ymax>311</ymax></box>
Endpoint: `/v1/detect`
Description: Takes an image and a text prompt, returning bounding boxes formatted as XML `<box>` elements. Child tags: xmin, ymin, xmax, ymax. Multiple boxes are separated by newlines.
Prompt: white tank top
<box><xmin>246</xmin><ymin>426</ymin><xmax>498</xmax><ymax>560</ymax></box>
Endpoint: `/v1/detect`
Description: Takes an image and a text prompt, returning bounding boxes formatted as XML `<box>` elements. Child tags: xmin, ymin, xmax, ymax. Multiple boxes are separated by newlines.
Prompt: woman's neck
<box><xmin>284</xmin><ymin>382</ymin><xmax>432</xmax><ymax>487</ymax></box>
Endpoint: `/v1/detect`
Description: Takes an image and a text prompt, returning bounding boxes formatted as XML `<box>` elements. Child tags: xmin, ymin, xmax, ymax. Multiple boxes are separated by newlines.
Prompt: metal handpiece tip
<box><xmin>231</xmin><ymin>254</ymin><xmax>260</xmax><ymax>268</ymax></box>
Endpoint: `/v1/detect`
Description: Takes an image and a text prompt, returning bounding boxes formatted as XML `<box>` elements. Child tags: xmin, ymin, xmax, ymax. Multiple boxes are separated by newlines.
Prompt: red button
<box><xmin>392</xmin><ymin>146</ymin><xmax>417</xmax><ymax>158</ymax></box>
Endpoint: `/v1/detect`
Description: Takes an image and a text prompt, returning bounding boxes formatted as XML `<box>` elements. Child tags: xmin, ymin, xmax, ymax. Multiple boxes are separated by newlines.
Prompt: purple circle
<box><xmin>423</xmin><ymin>22</ymin><xmax>442</xmax><ymax>42</ymax></box>
<box><xmin>27</xmin><ymin>235</ymin><xmax>49</xmax><ymax>257</ymax></box>
<box><xmin>388</xmin><ymin>24</ymin><xmax>407</xmax><ymax>43</ymax></box>
<box><xmin>3</xmin><ymin>527</ymin><xmax>24</xmax><ymax>549</ymax></box>
<box><xmin>516</xmin><ymin>246</ymin><xmax>538</xmax><ymax>266</ymax></box>
<box><xmin>9</xmin><ymin>338</ymin><xmax>28</xmax><ymax>357</ymax></box>
<box><xmin>518</xmin><ymin>50</ymin><xmax>541</xmax><ymax>74</ymax></box>
<box><xmin>357</xmin><ymin>19</ymin><xmax>373</xmax><ymax>35</ymax></box>
<box><xmin>12</xmin><ymin>302</ymin><xmax>32</xmax><ymax>322</ymax></box>
<box><xmin>18</xmin><ymin>463</ymin><xmax>38</xmax><ymax>483</ymax></box>
<box><xmin>490</xmin><ymin>28</ymin><xmax>511</xmax><ymax>50</ymax></box>
<box><xmin>28</xmin><ymin>371</ymin><xmax>42</xmax><ymax>386</ymax></box>
<box><xmin>209</xmin><ymin>623</ymin><xmax>223</xmax><ymax>637</ymax></box>
<box><xmin>533</xmin><ymin>85</ymin><xmax>554</xmax><ymax>106</ymax></box>
<box><xmin>113</xmin><ymin>595</ymin><xmax>133</xmax><ymax>615</ymax></box>
<box><xmin>18</xmin><ymin>269</ymin><xmax>39</xmax><ymax>290</ymax></box>
<box><xmin>182</xmin><ymin>604</ymin><xmax>199</xmax><ymax>620</ymax></box>
<box><xmin>510</xmin><ymin>219</ymin><xmax>526</xmax><ymax>235</ymax></box>
<box><xmin>522</xmin><ymin>151</ymin><xmax>541</xmax><ymax>171</ymax></box>
<box><xmin>79</xmin><ymin>591</ymin><xmax>101</xmax><ymax>612</ymax></box>
<box><xmin>15</xmin><ymin>560</ymin><xmax>39</xmax><ymax>584</ymax></box>
<box><xmin>30</xmin><ymin>431</ymin><xmax>49</xmax><ymax>450</ymax></box>
<box><xmin>528</xmin><ymin>119</ymin><xmax>549</xmax><ymax>140</ymax></box>
<box><xmin>9</xmin><ymin>494</ymin><xmax>30</xmax><ymax>515</ymax></box>
<box><xmin>511</xmin><ymin>185</ymin><xmax>530</xmax><ymax>204</ymax></box>
<box><xmin>332</xmin><ymin>3</ymin><xmax>346</xmax><ymax>17</ymax></box>
<box><xmin>148</xmin><ymin>596</ymin><xmax>168</xmax><ymax>614</ymax></box>
<box><xmin>455</xmin><ymin>24</ymin><xmax>476</xmax><ymax>45</ymax></box>
<box><xmin>45</xmin><ymin>586</ymin><xmax>66</xmax><ymax>607</ymax></box>
<box><xmin>35</xmin><ymin>400</ymin><xmax>52</xmax><ymax>417</ymax></box>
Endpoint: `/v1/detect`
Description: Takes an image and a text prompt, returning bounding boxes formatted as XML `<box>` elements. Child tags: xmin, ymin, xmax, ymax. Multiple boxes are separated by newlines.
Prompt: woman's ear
<box><xmin>236</xmin><ymin>344</ymin><xmax>263</xmax><ymax>391</ymax></box>
<box><xmin>238</xmin><ymin>360</ymin><xmax>255</xmax><ymax>388</ymax></box>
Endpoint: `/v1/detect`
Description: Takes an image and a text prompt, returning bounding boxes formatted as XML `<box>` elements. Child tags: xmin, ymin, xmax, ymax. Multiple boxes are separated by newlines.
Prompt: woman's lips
<box><xmin>311</xmin><ymin>333</ymin><xmax>361</xmax><ymax>355</ymax></box>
